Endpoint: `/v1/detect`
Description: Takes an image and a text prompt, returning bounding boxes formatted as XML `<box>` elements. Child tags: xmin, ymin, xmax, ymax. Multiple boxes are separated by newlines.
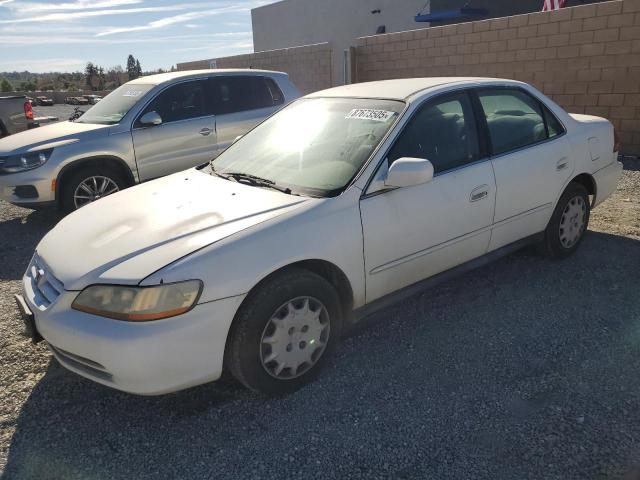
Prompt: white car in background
<box><xmin>15</xmin><ymin>77</ymin><xmax>622</xmax><ymax>396</ymax></box>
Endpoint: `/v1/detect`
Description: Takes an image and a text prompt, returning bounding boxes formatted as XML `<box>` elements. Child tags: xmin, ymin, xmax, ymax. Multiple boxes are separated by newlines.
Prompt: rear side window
<box><xmin>208</xmin><ymin>76</ymin><xmax>284</xmax><ymax>115</ymax></box>
<box><xmin>142</xmin><ymin>80</ymin><xmax>205</xmax><ymax>124</ymax></box>
<box><xmin>387</xmin><ymin>92</ymin><xmax>480</xmax><ymax>174</ymax></box>
<box><xmin>477</xmin><ymin>89</ymin><xmax>547</xmax><ymax>155</ymax></box>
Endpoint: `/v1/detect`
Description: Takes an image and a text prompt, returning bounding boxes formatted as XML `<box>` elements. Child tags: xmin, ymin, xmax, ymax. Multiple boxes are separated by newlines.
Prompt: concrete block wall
<box><xmin>355</xmin><ymin>0</ymin><xmax>640</xmax><ymax>154</ymax></box>
<box><xmin>176</xmin><ymin>43</ymin><xmax>332</xmax><ymax>95</ymax></box>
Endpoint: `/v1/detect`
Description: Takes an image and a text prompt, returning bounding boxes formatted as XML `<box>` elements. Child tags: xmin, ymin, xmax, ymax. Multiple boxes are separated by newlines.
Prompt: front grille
<box><xmin>25</xmin><ymin>255</ymin><xmax>64</xmax><ymax>310</ymax></box>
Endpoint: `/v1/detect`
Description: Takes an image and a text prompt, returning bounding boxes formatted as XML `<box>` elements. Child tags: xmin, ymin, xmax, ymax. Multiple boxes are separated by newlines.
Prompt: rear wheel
<box><xmin>226</xmin><ymin>268</ymin><xmax>343</xmax><ymax>395</ymax></box>
<box><xmin>541</xmin><ymin>182</ymin><xmax>590</xmax><ymax>259</ymax></box>
<box><xmin>60</xmin><ymin>166</ymin><xmax>126</xmax><ymax>212</ymax></box>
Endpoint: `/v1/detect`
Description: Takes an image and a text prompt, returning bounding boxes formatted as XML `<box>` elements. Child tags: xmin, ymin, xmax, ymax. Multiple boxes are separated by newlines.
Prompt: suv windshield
<box><xmin>211</xmin><ymin>97</ymin><xmax>404</xmax><ymax>196</ymax></box>
<box><xmin>77</xmin><ymin>83</ymin><xmax>154</xmax><ymax>125</ymax></box>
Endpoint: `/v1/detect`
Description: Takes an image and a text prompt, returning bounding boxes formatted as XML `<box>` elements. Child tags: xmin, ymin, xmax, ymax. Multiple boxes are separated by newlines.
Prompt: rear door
<box><xmin>132</xmin><ymin>79</ymin><xmax>216</xmax><ymax>181</ymax></box>
<box><xmin>474</xmin><ymin>88</ymin><xmax>572</xmax><ymax>251</ymax></box>
<box><xmin>208</xmin><ymin>75</ymin><xmax>285</xmax><ymax>155</ymax></box>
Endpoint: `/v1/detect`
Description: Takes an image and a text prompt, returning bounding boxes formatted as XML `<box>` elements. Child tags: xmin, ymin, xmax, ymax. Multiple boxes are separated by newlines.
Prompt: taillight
<box><xmin>24</xmin><ymin>101</ymin><xmax>33</xmax><ymax>121</ymax></box>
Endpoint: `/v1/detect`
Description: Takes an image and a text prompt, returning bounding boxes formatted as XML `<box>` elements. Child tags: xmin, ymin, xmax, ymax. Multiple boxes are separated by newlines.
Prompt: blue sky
<box><xmin>0</xmin><ymin>0</ymin><xmax>274</xmax><ymax>72</ymax></box>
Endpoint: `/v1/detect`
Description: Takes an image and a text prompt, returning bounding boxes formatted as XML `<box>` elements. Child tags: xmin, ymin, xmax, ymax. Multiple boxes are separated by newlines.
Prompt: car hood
<box><xmin>0</xmin><ymin>120</ymin><xmax>110</xmax><ymax>155</ymax></box>
<box><xmin>36</xmin><ymin>169</ymin><xmax>309</xmax><ymax>290</ymax></box>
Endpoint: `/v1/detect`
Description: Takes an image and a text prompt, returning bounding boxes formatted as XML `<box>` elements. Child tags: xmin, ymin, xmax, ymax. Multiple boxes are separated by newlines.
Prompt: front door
<box><xmin>132</xmin><ymin>79</ymin><xmax>216</xmax><ymax>181</ymax></box>
<box><xmin>360</xmin><ymin>91</ymin><xmax>497</xmax><ymax>302</ymax></box>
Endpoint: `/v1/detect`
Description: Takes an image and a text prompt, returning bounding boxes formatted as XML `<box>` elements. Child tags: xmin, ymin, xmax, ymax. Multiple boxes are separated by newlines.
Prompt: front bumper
<box><xmin>0</xmin><ymin>167</ymin><xmax>56</xmax><ymax>205</ymax></box>
<box><xmin>20</xmin><ymin>261</ymin><xmax>245</xmax><ymax>395</ymax></box>
<box><xmin>593</xmin><ymin>159</ymin><xmax>623</xmax><ymax>208</ymax></box>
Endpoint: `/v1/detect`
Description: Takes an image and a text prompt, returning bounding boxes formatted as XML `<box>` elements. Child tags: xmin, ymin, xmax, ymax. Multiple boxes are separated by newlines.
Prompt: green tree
<box><xmin>0</xmin><ymin>78</ymin><xmax>12</xmax><ymax>92</ymax></box>
<box><xmin>135</xmin><ymin>59</ymin><xmax>142</xmax><ymax>78</ymax></box>
<box><xmin>85</xmin><ymin>62</ymin><xmax>98</xmax><ymax>90</ymax></box>
<box><xmin>126</xmin><ymin>54</ymin><xmax>137</xmax><ymax>80</ymax></box>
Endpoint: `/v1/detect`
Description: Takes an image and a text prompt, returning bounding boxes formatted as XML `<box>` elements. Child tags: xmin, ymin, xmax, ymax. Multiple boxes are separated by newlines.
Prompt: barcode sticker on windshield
<box><xmin>345</xmin><ymin>109</ymin><xmax>395</xmax><ymax>122</ymax></box>
<box><xmin>122</xmin><ymin>89</ymin><xmax>143</xmax><ymax>97</ymax></box>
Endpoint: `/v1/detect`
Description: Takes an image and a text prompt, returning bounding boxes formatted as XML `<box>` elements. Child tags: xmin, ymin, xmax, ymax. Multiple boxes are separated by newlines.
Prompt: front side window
<box><xmin>208</xmin><ymin>76</ymin><xmax>283</xmax><ymax>115</ymax></box>
<box><xmin>387</xmin><ymin>92</ymin><xmax>480</xmax><ymax>174</ymax></box>
<box><xmin>142</xmin><ymin>80</ymin><xmax>205</xmax><ymax>124</ymax></box>
<box><xmin>211</xmin><ymin>97</ymin><xmax>404</xmax><ymax>196</ymax></box>
<box><xmin>478</xmin><ymin>88</ymin><xmax>548</xmax><ymax>155</ymax></box>
<box><xmin>77</xmin><ymin>83</ymin><xmax>154</xmax><ymax>125</ymax></box>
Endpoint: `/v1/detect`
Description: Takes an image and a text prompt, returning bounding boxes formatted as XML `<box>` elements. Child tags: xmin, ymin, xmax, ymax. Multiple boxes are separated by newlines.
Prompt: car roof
<box><xmin>127</xmin><ymin>69</ymin><xmax>289</xmax><ymax>86</ymax></box>
<box><xmin>306</xmin><ymin>77</ymin><xmax>525</xmax><ymax>101</ymax></box>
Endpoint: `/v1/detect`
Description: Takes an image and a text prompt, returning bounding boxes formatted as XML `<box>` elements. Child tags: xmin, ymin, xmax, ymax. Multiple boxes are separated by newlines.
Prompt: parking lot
<box><xmin>0</xmin><ymin>159</ymin><xmax>638</xmax><ymax>479</ymax></box>
<box><xmin>33</xmin><ymin>104</ymin><xmax>82</xmax><ymax>124</ymax></box>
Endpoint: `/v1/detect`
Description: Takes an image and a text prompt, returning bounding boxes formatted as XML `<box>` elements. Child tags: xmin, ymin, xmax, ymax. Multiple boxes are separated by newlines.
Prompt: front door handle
<box><xmin>470</xmin><ymin>185</ymin><xmax>489</xmax><ymax>202</ymax></box>
<box><xmin>199</xmin><ymin>128</ymin><xmax>213</xmax><ymax>136</ymax></box>
<box><xmin>556</xmin><ymin>157</ymin><xmax>568</xmax><ymax>171</ymax></box>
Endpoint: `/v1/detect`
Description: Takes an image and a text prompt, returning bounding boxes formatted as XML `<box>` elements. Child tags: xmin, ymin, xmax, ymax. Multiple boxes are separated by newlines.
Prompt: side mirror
<box><xmin>139</xmin><ymin>111</ymin><xmax>162</xmax><ymax>126</ymax></box>
<box><xmin>384</xmin><ymin>157</ymin><xmax>434</xmax><ymax>188</ymax></box>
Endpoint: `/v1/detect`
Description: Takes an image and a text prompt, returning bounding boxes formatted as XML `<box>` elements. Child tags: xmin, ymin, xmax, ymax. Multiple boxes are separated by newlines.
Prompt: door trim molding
<box><xmin>368</xmin><ymin>202</ymin><xmax>552</xmax><ymax>275</ymax></box>
<box><xmin>352</xmin><ymin>232</ymin><xmax>544</xmax><ymax>325</ymax></box>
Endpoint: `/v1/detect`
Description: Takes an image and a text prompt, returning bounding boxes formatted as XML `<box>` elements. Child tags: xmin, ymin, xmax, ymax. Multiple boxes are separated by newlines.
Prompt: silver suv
<box><xmin>0</xmin><ymin>69</ymin><xmax>300</xmax><ymax>211</ymax></box>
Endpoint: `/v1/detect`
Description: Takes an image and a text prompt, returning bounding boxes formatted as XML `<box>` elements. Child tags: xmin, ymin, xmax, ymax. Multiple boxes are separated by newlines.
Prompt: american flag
<box><xmin>542</xmin><ymin>0</ymin><xmax>567</xmax><ymax>10</ymax></box>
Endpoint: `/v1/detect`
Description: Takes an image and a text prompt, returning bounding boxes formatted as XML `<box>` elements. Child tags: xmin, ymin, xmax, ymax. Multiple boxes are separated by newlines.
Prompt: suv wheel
<box><xmin>227</xmin><ymin>268</ymin><xmax>343</xmax><ymax>395</ymax></box>
<box><xmin>60</xmin><ymin>166</ymin><xmax>126</xmax><ymax>212</ymax></box>
<box><xmin>541</xmin><ymin>182</ymin><xmax>590</xmax><ymax>259</ymax></box>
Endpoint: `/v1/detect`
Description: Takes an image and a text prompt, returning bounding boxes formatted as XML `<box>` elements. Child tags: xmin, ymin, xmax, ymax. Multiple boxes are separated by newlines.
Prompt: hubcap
<box><xmin>73</xmin><ymin>176</ymin><xmax>119</xmax><ymax>209</ymax></box>
<box><xmin>260</xmin><ymin>296</ymin><xmax>330</xmax><ymax>380</ymax></box>
<box><xmin>559</xmin><ymin>195</ymin><xmax>586</xmax><ymax>248</ymax></box>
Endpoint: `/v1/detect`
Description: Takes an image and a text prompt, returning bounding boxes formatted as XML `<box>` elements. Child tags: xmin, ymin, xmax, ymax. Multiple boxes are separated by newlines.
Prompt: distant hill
<box><xmin>0</xmin><ymin>71</ymin><xmax>87</xmax><ymax>92</ymax></box>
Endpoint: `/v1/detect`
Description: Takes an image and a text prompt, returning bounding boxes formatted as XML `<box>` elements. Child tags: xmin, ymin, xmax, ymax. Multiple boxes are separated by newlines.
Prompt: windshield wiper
<box><xmin>217</xmin><ymin>171</ymin><xmax>297</xmax><ymax>195</ymax></box>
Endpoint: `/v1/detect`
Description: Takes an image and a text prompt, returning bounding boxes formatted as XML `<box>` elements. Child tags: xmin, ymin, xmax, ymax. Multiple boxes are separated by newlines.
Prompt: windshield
<box><xmin>76</xmin><ymin>83</ymin><xmax>154</xmax><ymax>125</ymax></box>
<box><xmin>211</xmin><ymin>97</ymin><xmax>404</xmax><ymax>196</ymax></box>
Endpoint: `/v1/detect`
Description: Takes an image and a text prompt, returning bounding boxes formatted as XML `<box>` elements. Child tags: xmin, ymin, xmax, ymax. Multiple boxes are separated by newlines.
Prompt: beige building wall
<box><xmin>251</xmin><ymin>0</ymin><xmax>428</xmax><ymax>85</ymax></box>
<box><xmin>355</xmin><ymin>0</ymin><xmax>640</xmax><ymax>154</ymax></box>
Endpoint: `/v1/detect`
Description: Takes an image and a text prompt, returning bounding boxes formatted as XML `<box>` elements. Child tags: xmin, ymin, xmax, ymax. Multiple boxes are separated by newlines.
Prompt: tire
<box><xmin>541</xmin><ymin>182</ymin><xmax>590</xmax><ymax>259</ymax></box>
<box><xmin>226</xmin><ymin>268</ymin><xmax>343</xmax><ymax>395</ymax></box>
<box><xmin>60</xmin><ymin>165</ymin><xmax>126</xmax><ymax>213</ymax></box>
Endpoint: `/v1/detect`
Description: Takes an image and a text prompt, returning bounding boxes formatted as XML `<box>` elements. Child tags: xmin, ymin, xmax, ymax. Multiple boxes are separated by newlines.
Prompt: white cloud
<box><xmin>0</xmin><ymin>57</ymin><xmax>85</xmax><ymax>72</ymax></box>
<box><xmin>169</xmin><ymin>41</ymin><xmax>253</xmax><ymax>54</ymax></box>
<box><xmin>10</xmin><ymin>0</ymin><xmax>143</xmax><ymax>13</ymax></box>
<box><xmin>0</xmin><ymin>0</ymin><xmax>14</xmax><ymax>5</ymax></box>
<box><xmin>95</xmin><ymin>6</ymin><xmax>250</xmax><ymax>36</ymax></box>
<box><xmin>0</xmin><ymin>31</ymin><xmax>253</xmax><ymax>46</ymax></box>
<box><xmin>0</xmin><ymin>5</ymin><xmax>190</xmax><ymax>24</ymax></box>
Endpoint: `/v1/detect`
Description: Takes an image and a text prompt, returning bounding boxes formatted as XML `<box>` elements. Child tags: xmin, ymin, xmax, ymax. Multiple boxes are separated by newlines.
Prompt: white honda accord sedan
<box><xmin>16</xmin><ymin>77</ymin><xmax>622</xmax><ymax>395</ymax></box>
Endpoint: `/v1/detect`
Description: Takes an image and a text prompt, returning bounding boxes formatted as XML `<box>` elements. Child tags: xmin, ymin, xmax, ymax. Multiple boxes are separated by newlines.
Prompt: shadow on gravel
<box><xmin>3</xmin><ymin>231</ymin><xmax>640</xmax><ymax>480</ymax></box>
<box><xmin>0</xmin><ymin>207</ymin><xmax>61</xmax><ymax>280</ymax></box>
<box><xmin>622</xmin><ymin>157</ymin><xmax>640</xmax><ymax>171</ymax></box>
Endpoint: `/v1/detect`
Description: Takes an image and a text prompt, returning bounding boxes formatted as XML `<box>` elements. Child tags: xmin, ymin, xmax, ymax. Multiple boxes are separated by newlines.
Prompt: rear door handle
<box><xmin>470</xmin><ymin>185</ymin><xmax>489</xmax><ymax>202</ymax></box>
<box><xmin>556</xmin><ymin>157</ymin><xmax>568</xmax><ymax>171</ymax></box>
<box><xmin>199</xmin><ymin>128</ymin><xmax>213</xmax><ymax>136</ymax></box>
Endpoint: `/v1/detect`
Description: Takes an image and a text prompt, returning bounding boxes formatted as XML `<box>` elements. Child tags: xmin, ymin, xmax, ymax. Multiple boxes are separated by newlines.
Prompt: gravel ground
<box><xmin>0</xmin><ymin>160</ymin><xmax>639</xmax><ymax>480</ymax></box>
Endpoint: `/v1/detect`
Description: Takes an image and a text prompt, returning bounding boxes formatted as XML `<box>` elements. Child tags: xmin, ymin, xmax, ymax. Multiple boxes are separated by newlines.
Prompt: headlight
<box><xmin>71</xmin><ymin>280</ymin><xmax>203</xmax><ymax>321</ymax></box>
<box><xmin>0</xmin><ymin>148</ymin><xmax>53</xmax><ymax>174</ymax></box>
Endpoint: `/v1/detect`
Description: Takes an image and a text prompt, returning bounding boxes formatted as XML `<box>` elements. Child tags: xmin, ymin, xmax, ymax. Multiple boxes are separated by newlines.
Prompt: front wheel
<box><xmin>541</xmin><ymin>183</ymin><xmax>590</xmax><ymax>259</ymax></box>
<box><xmin>226</xmin><ymin>268</ymin><xmax>343</xmax><ymax>395</ymax></box>
<box><xmin>60</xmin><ymin>166</ymin><xmax>126</xmax><ymax>212</ymax></box>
